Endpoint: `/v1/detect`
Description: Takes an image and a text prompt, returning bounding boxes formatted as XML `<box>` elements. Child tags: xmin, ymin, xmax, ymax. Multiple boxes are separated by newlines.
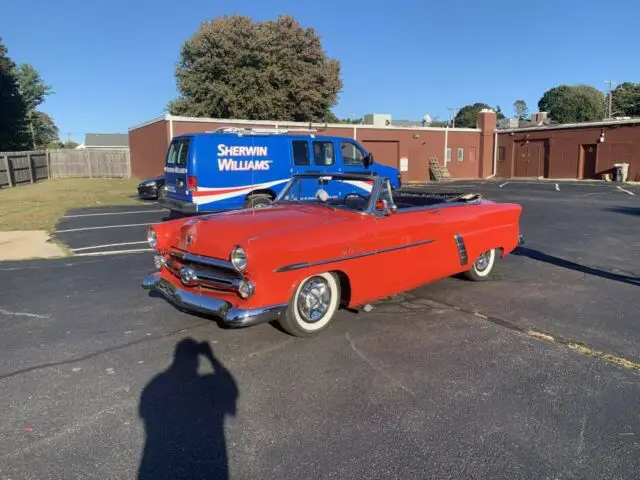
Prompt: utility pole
<box><xmin>447</xmin><ymin>108</ymin><xmax>459</xmax><ymax>128</ymax></box>
<box><xmin>605</xmin><ymin>80</ymin><xmax>616</xmax><ymax>119</ymax></box>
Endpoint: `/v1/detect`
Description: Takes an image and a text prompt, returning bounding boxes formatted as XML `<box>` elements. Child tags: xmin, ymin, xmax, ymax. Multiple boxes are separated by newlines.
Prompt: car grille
<box><xmin>165</xmin><ymin>250</ymin><xmax>242</xmax><ymax>292</ymax></box>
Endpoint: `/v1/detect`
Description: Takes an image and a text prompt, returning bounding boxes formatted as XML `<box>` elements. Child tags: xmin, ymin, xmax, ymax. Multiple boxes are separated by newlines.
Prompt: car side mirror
<box><xmin>363</xmin><ymin>153</ymin><xmax>373</xmax><ymax>168</ymax></box>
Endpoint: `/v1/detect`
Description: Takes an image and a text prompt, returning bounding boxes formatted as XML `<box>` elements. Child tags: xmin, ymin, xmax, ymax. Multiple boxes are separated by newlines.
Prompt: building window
<box><xmin>313</xmin><ymin>141</ymin><xmax>335</xmax><ymax>166</ymax></box>
<box><xmin>457</xmin><ymin>148</ymin><xmax>464</xmax><ymax>162</ymax></box>
<box><xmin>498</xmin><ymin>146</ymin><xmax>506</xmax><ymax>162</ymax></box>
<box><xmin>292</xmin><ymin>140</ymin><xmax>310</xmax><ymax>166</ymax></box>
<box><xmin>446</xmin><ymin>147</ymin><xmax>452</xmax><ymax>162</ymax></box>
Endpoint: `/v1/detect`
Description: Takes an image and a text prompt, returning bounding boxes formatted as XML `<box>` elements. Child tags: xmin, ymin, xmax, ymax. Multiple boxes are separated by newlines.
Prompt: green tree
<box><xmin>63</xmin><ymin>140</ymin><xmax>79</xmax><ymax>149</ymax></box>
<box><xmin>538</xmin><ymin>85</ymin><xmax>605</xmax><ymax>123</ymax></box>
<box><xmin>169</xmin><ymin>15</ymin><xmax>343</xmax><ymax>122</ymax></box>
<box><xmin>15</xmin><ymin>64</ymin><xmax>53</xmax><ymax>149</ymax></box>
<box><xmin>513</xmin><ymin>100</ymin><xmax>529</xmax><ymax>120</ymax></box>
<box><xmin>611</xmin><ymin>82</ymin><xmax>640</xmax><ymax>117</ymax></box>
<box><xmin>0</xmin><ymin>37</ymin><xmax>29</xmax><ymax>151</ymax></box>
<box><xmin>31</xmin><ymin>111</ymin><xmax>59</xmax><ymax>148</ymax></box>
<box><xmin>454</xmin><ymin>103</ymin><xmax>505</xmax><ymax>128</ymax></box>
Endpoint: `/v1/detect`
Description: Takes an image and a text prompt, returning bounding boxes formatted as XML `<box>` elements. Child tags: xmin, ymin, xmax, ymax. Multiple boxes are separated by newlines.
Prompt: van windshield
<box><xmin>167</xmin><ymin>138</ymin><xmax>191</xmax><ymax>166</ymax></box>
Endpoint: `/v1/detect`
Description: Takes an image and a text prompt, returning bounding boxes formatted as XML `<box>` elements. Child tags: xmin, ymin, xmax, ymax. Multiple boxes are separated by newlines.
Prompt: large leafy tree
<box><xmin>169</xmin><ymin>15</ymin><xmax>343</xmax><ymax>122</ymax></box>
<box><xmin>15</xmin><ymin>64</ymin><xmax>53</xmax><ymax>149</ymax></box>
<box><xmin>32</xmin><ymin>111</ymin><xmax>59</xmax><ymax>149</ymax></box>
<box><xmin>538</xmin><ymin>85</ymin><xmax>604</xmax><ymax>123</ymax></box>
<box><xmin>454</xmin><ymin>103</ymin><xmax>504</xmax><ymax>128</ymax></box>
<box><xmin>611</xmin><ymin>82</ymin><xmax>640</xmax><ymax>117</ymax></box>
<box><xmin>513</xmin><ymin>100</ymin><xmax>529</xmax><ymax>120</ymax></box>
<box><xmin>0</xmin><ymin>37</ymin><xmax>29</xmax><ymax>151</ymax></box>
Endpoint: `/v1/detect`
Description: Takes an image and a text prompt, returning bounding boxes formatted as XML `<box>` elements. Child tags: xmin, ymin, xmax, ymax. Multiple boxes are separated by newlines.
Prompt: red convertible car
<box><xmin>142</xmin><ymin>173</ymin><xmax>523</xmax><ymax>337</ymax></box>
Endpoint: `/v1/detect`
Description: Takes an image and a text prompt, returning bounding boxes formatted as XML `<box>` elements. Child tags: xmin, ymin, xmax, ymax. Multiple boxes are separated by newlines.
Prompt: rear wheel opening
<box><xmin>463</xmin><ymin>248</ymin><xmax>497</xmax><ymax>281</ymax></box>
<box><xmin>279</xmin><ymin>272</ymin><xmax>340</xmax><ymax>337</ymax></box>
<box><xmin>244</xmin><ymin>193</ymin><xmax>273</xmax><ymax>209</ymax></box>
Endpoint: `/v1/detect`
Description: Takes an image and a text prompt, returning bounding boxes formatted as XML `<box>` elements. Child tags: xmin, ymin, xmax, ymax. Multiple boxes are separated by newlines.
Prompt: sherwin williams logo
<box><xmin>217</xmin><ymin>144</ymin><xmax>272</xmax><ymax>171</ymax></box>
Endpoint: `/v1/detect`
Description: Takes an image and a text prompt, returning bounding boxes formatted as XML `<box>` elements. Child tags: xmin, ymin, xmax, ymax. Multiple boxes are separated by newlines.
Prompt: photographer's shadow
<box><xmin>138</xmin><ymin>338</ymin><xmax>238</xmax><ymax>480</ymax></box>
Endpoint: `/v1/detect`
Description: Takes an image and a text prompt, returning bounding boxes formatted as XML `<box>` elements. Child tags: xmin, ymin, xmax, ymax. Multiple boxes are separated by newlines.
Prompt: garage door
<box><xmin>362</xmin><ymin>141</ymin><xmax>399</xmax><ymax>169</ymax></box>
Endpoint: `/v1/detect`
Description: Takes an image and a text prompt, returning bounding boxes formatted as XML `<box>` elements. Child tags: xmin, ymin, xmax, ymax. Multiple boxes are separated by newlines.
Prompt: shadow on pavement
<box><xmin>138</xmin><ymin>338</ymin><xmax>238</xmax><ymax>480</ymax></box>
<box><xmin>604</xmin><ymin>206</ymin><xmax>640</xmax><ymax>217</ymax></box>
<box><xmin>514</xmin><ymin>247</ymin><xmax>639</xmax><ymax>287</ymax></box>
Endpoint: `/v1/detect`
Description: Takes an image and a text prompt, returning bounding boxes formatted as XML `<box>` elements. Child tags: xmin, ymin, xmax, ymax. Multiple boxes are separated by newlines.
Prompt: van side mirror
<box><xmin>363</xmin><ymin>153</ymin><xmax>373</xmax><ymax>168</ymax></box>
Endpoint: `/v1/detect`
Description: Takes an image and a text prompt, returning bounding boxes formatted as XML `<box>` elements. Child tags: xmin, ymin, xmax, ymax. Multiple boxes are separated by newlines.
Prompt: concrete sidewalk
<box><xmin>0</xmin><ymin>231</ymin><xmax>67</xmax><ymax>260</ymax></box>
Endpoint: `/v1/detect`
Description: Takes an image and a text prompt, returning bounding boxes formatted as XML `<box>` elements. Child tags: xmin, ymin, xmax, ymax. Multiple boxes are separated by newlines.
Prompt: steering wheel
<box><xmin>343</xmin><ymin>193</ymin><xmax>369</xmax><ymax>205</ymax></box>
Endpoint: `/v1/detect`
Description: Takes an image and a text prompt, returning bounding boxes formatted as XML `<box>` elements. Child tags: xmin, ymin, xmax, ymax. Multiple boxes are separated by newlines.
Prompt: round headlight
<box><xmin>147</xmin><ymin>228</ymin><xmax>158</xmax><ymax>249</ymax></box>
<box><xmin>230</xmin><ymin>246</ymin><xmax>247</xmax><ymax>272</ymax></box>
<box><xmin>238</xmin><ymin>279</ymin><xmax>255</xmax><ymax>299</ymax></box>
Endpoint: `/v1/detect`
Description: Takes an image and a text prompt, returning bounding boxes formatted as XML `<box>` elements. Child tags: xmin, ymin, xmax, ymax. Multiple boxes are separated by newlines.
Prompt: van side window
<box><xmin>313</xmin><ymin>141</ymin><xmax>334</xmax><ymax>166</ymax></box>
<box><xmin>341</xmin><ymin>142</ymin><xmax>365</xmax><ymax>166</ymax></box>
<box><xmin>292</xmin><ymin>140</ymin><xmax>310</xmax><ymax>166</ymax></box>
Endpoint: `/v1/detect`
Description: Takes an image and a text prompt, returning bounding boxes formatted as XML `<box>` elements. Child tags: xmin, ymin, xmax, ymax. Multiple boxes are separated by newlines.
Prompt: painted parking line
<box><xmin>63</xmin><ymin>209</ymin><xmax>165</xmax><ymax>218</ymax></box>
<box><xmin>499</xmin><ymin>182</ymin><xmax>509</xmax><ymax>188</ymax></box>
<box><xmin>555</xmin><ymin>183</ymin><xmax>560</xmax><ymax>191</ymax></box>
<box><xmin>616</xmin><ymin>186</ymin><xmax>636</xmax><ymax>196</ymax></box>
<box><xmin>70</xmin><ymin>241</ymin><xmax>148</xmax><ymax>252</ymax></box>
<box><xmin>55</xmin><ymin>223</ymin><xmax>152</xmax><ymax>233</ymax></box>
<box><xmin>73</xmin><ymin>248</ymin><xmax>154</xmax><ymax>257</ymax></box>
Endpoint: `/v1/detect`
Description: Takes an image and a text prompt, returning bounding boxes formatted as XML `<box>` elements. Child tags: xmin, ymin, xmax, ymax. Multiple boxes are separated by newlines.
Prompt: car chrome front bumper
<box><xmin>142</xmin><ymin>272</ymin><xmax>286</xmax><ymax>328</ymax></box>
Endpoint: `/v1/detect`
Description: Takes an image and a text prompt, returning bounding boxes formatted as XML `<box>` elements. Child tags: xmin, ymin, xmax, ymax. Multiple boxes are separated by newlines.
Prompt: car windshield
<box><xmin>276</xmin><ymin>176</ymin><xmax>374</xmax><ymax>212</ymax></box>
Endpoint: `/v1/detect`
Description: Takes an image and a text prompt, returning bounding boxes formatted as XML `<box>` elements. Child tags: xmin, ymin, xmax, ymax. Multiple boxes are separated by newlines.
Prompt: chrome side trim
<box><xmin>454</xmin><ymin>234</ymin><xmax>468</xmax><ymax>265</ymax></box>
<box><xmin>142</xmin><ymin>273</ymin><xmax>286</xmax><ymax>328</ymax></box>
<box><xmin>172</xmin><ymin>251</ymin><xmax>236</xmax><ymax>271</ymax></box>
<box><xmin>275</xmin><ymin>239</ymin><xmax>435</xmax><ymax>273</ymax></box>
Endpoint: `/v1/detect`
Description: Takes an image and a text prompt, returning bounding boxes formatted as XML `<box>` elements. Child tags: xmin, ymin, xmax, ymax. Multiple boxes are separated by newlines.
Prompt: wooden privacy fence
<box><xmin>0</xmin><ymin>151</ymin><xmax>49</xmax><ymax>187</ymax></box>
<box><xmin>0</xmin><ymin>149</ymin><xmax>131</xmax><ymax>188</ymax></box>
<box><xmin>50</xmin><ymin>149</ymin><xmax>130</xmax><ymax>179</ymax></box>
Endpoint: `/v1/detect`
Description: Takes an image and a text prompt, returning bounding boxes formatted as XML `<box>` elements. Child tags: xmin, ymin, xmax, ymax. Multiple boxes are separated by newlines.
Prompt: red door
<box><xmin>515</xmin><ymin>141</ymin><xmax>542</xmax><ymax>177</ymax></box>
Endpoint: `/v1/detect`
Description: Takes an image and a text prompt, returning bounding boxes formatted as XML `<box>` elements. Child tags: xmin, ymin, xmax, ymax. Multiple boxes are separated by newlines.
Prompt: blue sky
<box><xmin>2</xmin><ymin>0</ymin><xmax>639</xmax><ymax>142</ymax></box>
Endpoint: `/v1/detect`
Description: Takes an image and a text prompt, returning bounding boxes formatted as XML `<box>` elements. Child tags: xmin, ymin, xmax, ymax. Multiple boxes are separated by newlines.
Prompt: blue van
<box><xmin>158</xmin><ymin>127</ymin><xmax>401</xmax><ymax>214</ymax></box>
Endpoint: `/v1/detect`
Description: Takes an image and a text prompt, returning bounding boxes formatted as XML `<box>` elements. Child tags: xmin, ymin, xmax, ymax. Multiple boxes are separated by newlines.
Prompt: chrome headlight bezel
<box><xmin>147</xmin><ymin>228</ymin><xmax>158</xmax><ymax>249</ymax></box>
<box><xmin>230</xmin><ymin>245</ymin><xmax>247</xmax><ymax>272</ymax></box>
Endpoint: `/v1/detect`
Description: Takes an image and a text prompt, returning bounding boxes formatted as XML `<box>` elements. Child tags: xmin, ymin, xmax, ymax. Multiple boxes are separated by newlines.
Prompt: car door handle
<box><xmin>428</xmin><ymin>210</ymin><xmax>441</xmax><ymax>214</ymax></box>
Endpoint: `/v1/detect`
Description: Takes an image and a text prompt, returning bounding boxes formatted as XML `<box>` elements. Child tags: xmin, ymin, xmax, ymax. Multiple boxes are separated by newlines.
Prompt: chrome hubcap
<box><xmin>297</xmin><ymin>277</ymin><xmax>331</xmax><ymax>323</ymax></box>
<box><xmin>475</xmin><ymin>251</ymin><xmax>491</xmax><ymax>271</ymax></box>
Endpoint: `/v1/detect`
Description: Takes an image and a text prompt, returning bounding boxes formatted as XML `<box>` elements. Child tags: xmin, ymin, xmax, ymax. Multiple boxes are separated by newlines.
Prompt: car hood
<box><xmin>171</xmin><ymin>204</ymin><xmax>358</xmax><ymax>259</ymax></box>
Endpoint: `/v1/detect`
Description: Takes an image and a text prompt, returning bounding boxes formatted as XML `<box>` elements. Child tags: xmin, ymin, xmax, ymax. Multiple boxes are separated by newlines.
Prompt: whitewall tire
<box><xmin>464</xmin><ymin>249</ymin><xmax>497</xmax><ymax>281</ymax></box>
<box><xmin>280</xmin><ymin>272</ymin><xmax>340</xmax><ymax>337</ymax></box>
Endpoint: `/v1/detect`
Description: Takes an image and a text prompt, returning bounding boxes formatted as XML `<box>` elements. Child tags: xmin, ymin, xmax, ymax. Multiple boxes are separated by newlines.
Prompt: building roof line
<box><xmin>499</xmin><ymin>117</ymin><xmax>640</xmax><ymax>133</ymax></box>
<box><xmin>129</xmin><ymin>114</ymin><xmax>481</xmax><ymax>133</ymax></box>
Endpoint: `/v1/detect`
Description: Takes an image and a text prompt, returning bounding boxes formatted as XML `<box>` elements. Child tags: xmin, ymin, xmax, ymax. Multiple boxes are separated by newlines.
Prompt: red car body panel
<box><xmin>150</xmin><ymin>199</ymin><xmax>522</xmax><ymax>313</ymax></box>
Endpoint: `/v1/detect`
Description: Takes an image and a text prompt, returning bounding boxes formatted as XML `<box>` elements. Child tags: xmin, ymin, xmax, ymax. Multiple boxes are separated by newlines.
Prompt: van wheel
<box><xmin>463</xmin><ymin>249</ymin><xmax>496</xmax><ymax>281</ymax></box>
<box><xmin>244</xmin><ymin>194</ymin><xmax>272</xmax><ymax>209</ymax></box>
<box><xmin>279</xmin><ymin>272</ymin><xmax>340</xmax><ymax>337</ymax></box>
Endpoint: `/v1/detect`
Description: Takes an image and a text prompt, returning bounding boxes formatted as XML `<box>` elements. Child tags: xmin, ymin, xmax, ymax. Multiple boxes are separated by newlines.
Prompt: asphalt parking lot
<box><xmin>1</xmin><ymin>180</ymin><xmax>639</xmax><ymax>479</ymax></box>
<box><xmin>52</xmin><ymin>202</ymin><xmax>167</xmax><ymax>256</ymax></box>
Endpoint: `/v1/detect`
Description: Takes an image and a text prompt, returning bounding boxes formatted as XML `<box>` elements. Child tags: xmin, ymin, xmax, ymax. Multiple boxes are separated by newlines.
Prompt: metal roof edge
<box><xmin>128</xmin><ymin>115</ymin><xmax>170</xmax><ymax>132</ymax></box>
<box><xmin>498</xmin><ymin>117</ymin><xmax>640</xmax><ymax>133</ymax></box>
<box><xmin>164</xmin><ymin>115</ymin><xmax>481</xmax><ymax>133</ymax></box>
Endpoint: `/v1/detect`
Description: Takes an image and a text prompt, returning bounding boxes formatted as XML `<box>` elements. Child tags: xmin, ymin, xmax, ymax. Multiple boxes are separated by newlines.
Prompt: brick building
<box><xmin>128</xmin><ymin>112</ymin><xmax>639</xmax><ymax>182</ymax></box>
<box><xmin>128</xmin><ymin>111</ymin><xmax>497</xmax><ymax>183</ymax></box>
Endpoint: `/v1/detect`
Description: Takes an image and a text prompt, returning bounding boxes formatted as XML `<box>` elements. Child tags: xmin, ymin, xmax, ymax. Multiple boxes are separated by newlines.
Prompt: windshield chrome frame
<box><xmin>274</xmin><ymin>174</ymin><xmax>386</xmax><ymax>215</ymax></box>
